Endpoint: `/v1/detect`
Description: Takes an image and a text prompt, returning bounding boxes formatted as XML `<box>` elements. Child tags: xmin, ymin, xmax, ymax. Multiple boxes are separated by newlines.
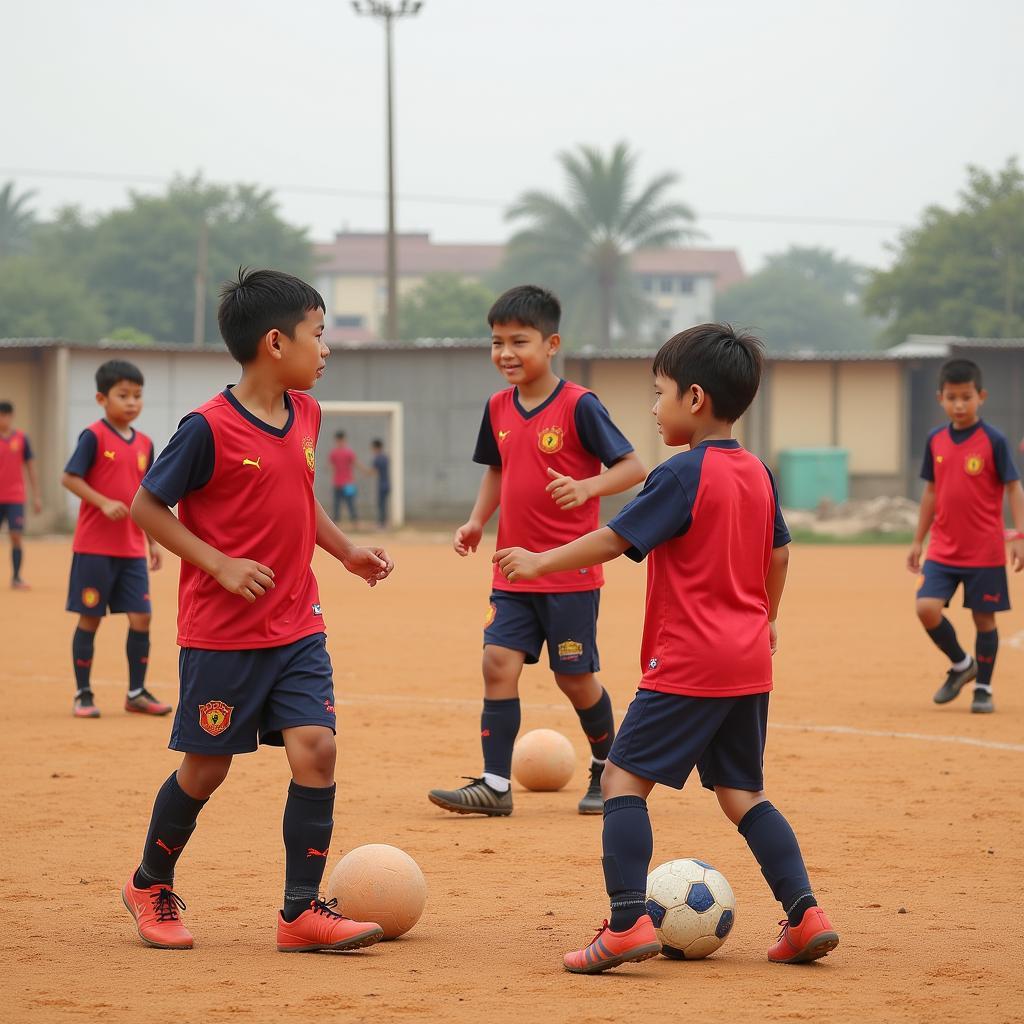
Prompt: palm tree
<box><xmin>502</xmin><ymin>143</ymin><xmax>696</xmax><ymax>349</ymax></box>
<box><xmin>0</xmin><ymin>182</ymin><xmax>38</xmax><ymax>259</ymax></box>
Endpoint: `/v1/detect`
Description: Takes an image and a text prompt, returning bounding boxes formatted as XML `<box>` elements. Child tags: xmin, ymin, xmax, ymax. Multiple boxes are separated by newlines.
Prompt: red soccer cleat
<box><xmin>73</xmin><ymin>690</ymin><xmax>101</xmax><ymax>718</ymax></box>
<box><xmin>563</xmin><ymin>915</ymin><xmax>662</xmax><ymax>974</ymax></box>
<box><xmin>768</xmin><ymin>906</ymin><xmax>839</xmax><ymax>963</ymax></box>
<box><xmin>122</xmin><ymin>874</ymin><xmax>194</xmax><ymax>949</ymax></box>
<box><xmin>125</xmin><ymin>690</ymin><xmax>173</xmax><ymax>715</ymax></box>
<box><xmin>11</xmin><ymin>579</ymin><xmax>30</xmax><ymax>590</ymax></box>
<box><xmin>276</xmin><ymin>898</ymin><xmax>384</xmax><ymax>953</ymax></box>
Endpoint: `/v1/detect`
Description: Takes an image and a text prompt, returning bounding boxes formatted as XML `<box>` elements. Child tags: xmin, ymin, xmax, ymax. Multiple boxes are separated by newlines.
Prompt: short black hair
<box><xmin>335</xmin><ymin>430</ymin><xmax>346</xmax><ymax>440</ymax></box>
<box><xmin>652</xmin><ymin>323</ymin><xmax>764</xmax><ymax>423</ymax></box>
<box><xmin>939</xmin><ymin>358</ymin><xmax>982</xmax><ymax>390</ymax></box>
<box><xmin>371</xmin><ymin>438</ymin><xmax>383</xmax><ymax>448</ymax></box>
<box><xmin>488</xmin><ymin>284</ymin><xmax>560</xmax><ymax>338</ymax></box>
<box><xmin>96</xmin><ymin>359</ymin><xmax>144</xmax><ymax>395</ymax></box>
<box><xmin>0</xmin><ymin>401</ymin><xmax>13</xmax><ymax>415</ymax></box>
<box><xmin>217</xmin><ymin>267</ymin><xmax>325</xmax><ymax>364</ymax></box>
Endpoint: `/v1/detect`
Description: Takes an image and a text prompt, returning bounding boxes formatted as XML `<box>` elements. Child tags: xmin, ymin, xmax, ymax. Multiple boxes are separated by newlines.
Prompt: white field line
<box><xmin>1008</xmin><ymin>628</ymin><xmax>1024</xmax><ymax>650</ymax></box>
<box><xmin>27</xmin><ymin>674</ymin><xmax>1024</xmax><ymax>754</ymax></box>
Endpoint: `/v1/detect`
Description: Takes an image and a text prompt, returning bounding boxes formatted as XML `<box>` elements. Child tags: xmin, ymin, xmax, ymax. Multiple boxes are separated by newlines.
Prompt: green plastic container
<box><xmin>777</xmin><ymin>448</ymin><xmax>849</xmax><ymax>510</ymax></box>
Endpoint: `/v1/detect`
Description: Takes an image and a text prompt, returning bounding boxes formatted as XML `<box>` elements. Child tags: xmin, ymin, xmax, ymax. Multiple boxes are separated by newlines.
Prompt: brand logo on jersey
<box><xmin>538</xmin><ymin>426</ymin><xmax>564</xmax><ymax>453</ymax></box>
<box><xmin>198</xmin><ymin>700</ymin><xmax>233</xmax><ymax>736</ymax></box>
<box><xmin>302</xmin><ymin>435</ymin><xmax>315</xmax><ymax>473</ymax></box>
<box><xmin>935</xmin><ymin>455</ymin><xmax>944</xmax><ymax>464</ymax></box>
<box><xmin>81</xmin><ymin>587</ymin><xmax>100</xmax><ymax>608</ymax></box>
<box><xmin>312</xmin><ymin>602</ymin><xmax>322</xmax><ymax>615</ymax></box>
<box><xmin>137</xmin><ymin>452</ymin><xmax>148</xmax><ymax>472</ymax></box>
<box><xmin>242</xmin><ymin>456</ymin><xmax>261</xmax><ymax>470</ymax></box>
<box><xmin>964</xmin><ymin>453</ymin><xmax>984</xmax><ymax>475</ymax></box>
<box><xmin>10</xmin><ymin>438</ymin><xmax>20</xmax><ymax>452</ymax></box>
<box><xmin>103</xmin><ymin>450</ymin><xmax>116</xmax><ymax>461</ymax></box>
<box><xmin>558</xmin><ymin>639</ymin><xmax>584</xmax><ymax>662</ymax></box>
<box><xmin>498</xmin><ymin>430</ymin><xmax>511</xmax><ymax>442</ymax></box>
<box><xmin>648</xmin><ymin>658</ymin><xmax>659</xmax><ymax>670</ymax></box>
<box><xmin>484</xmin><ymin>603</ymin><xmax>497</xmax><ymax>627</ymax></box>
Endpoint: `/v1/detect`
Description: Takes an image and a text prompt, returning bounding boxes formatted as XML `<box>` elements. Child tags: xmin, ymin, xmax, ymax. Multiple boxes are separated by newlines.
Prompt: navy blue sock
<box><xmin>72</xmin><ymin>627</ymin><xmax>96</xmax><ymax>694</ymax></box>
<box><xmin>975</xmin><ymin>629</ymin><xmax>998</xmax><ymax>689</ymax></box>
<box><xmin>602</xmin><ymin>795</ymin><xmax>653</xmax><ymax>931</ymax></box>
<box><xmin>738</xmin><ymin>801</ymin><xmax>816</xmax><ymax>925</ymax></box>
<box><xmin>12</xmin><ymin>545</ymin><xmax>23</xmax><ymax>580</ymax></box>
<box><xmin>575</xmin><ymin>688</ymin><xmax>615</xmax><ymax>761</ymax></box>
<box><xmin>481</xmin><ymin>697</ymin><xmax>521</xmax><ymax>783</ymax></box>
<box><xmin>925</xmin><ymin>617</ymin><xmax>967</xmax><ymax>664</ymax></box>
<box><xmin>126</xmin><ymin>629</ymin><xmax>150</xmax><ymax>695</ymax></box>
<box><xmin>136</xmin><ymin>773</ymin><xmax>208</xmax><ymax>887</ymax></box>
<box><xmin>282</xmin><ymin>782</ymin><xmax>336</xmax><ymax>921</ymax></box>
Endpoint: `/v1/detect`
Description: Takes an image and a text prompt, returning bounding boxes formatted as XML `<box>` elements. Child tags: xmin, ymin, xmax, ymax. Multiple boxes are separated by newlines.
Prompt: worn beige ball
<box><xmin>511</xmin><ymin>728</ymin><xmax>576</xmax><ymax>791</ymax></box>
<box><xmin>326</xmin><ymin>844</ymin><xmax>427</xmax><ymax>939</ymax></box>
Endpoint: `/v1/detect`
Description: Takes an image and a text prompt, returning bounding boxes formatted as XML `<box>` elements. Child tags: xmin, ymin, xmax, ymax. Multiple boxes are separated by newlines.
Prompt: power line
<box><xmin>0</xmin><ymin>165</ymin><xmax>907</xmax><ymax>230</ymax></box>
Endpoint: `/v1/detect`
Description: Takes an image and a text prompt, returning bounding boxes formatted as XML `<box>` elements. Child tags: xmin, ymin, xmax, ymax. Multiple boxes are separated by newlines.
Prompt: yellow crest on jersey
<box><xmin>538</xmin><ymin>426</ymin><xmax>564</xmax><ymax>454</ymax></box>
<box><xmin>964</xmin><ymin>453</ymin><xmax>984</xmax><ymax>476</ymax></box>
<box><xmin>137</xmin><ymin>452</ymin><xmax>148</xmax><ymax>472</ymax></box>
<box><xmin>302</xmin><ymin>435</ymin><xmax>315</xmax><ymax>473</ymax></box>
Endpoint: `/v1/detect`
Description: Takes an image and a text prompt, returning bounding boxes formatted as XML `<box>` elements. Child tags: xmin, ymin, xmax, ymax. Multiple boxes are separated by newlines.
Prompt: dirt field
<box><xmin>3</xmin><ymin>537</ymin><xmax>1023</xmax><ymax>1024</ymax></box>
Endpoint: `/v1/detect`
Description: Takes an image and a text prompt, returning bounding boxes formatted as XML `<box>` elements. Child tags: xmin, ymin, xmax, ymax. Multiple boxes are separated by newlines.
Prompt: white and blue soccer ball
<box><xmin>646</xmin><ymin>858</ymin><xmax>736</xmax><ymax>960</ymax></box>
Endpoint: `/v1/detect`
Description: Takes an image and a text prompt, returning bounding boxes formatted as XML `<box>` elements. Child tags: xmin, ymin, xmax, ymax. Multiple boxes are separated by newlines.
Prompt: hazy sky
<box><xmin>6</xmin><ymin>0</ymin><xmax>1022</xmax><ymax>272</ymax></box>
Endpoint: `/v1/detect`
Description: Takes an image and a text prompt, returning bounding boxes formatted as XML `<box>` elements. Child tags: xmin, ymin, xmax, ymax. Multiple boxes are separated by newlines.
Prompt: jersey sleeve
<box><xmin>920</xmin><ymin>434</ymin><xmax>935</xmax><ymax>482</ymax></box>
<box><xmin>574</xmin><ymin>393</ymin><xmax>634</xmax><ymax>467</ymax></box>
<box><xmin>472</xmin><ymin>402</ymin><xmax>501</xmax><ymax>467</ymax></box>
<box><xmin>22</xmin><ymin>435</ymin><xmax>33</xmax><ymax>462</ymax></box>
<box><xmin>141</xmin><ymin>414</ymin><xmax>216</xmax><ymax>506</ymax></box>
<box><xmin>63</xmin><ymin>429</ymin><xmax>97</xmax><ymax>476</ymax></box>
<box><xmin>988</xmin><ymin>429</ymin><xmax>1021</xmax><ymax>483</ymax></box>
<box><xmin>608</xmin><ymin>460</ymin><xmax>695</xmax><ymax>561</ymax></box>
<box><xmin>765</xmin><ymin>465</ymin><xmax>792</xmax><ymax>547</ymax></box>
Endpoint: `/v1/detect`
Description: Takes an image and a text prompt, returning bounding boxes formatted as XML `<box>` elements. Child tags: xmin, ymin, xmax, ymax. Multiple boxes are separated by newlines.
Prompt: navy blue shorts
<box><xmin>610</xmin><ymin>688</ymin><xmax>770</xmax><ymax>792</ymax></box>
<box><xmin>483</xmin><ymin>589</ymin><xmax>600</xmax><ymax>674</ymax></box>
<box><xmin>917</xmin><ymin>559</ymin><xmax>1010</xmax><ymax>613</ymax></box>
<box><xmin>169</xmin><ymin>632</ymin><xmax>336</xmax><ymax>754</ymax></box>
<box><xmin>0</xmin><ymin>503</ymin><xmax>25</xmax><ymax>531</ymax></box>
<box><xmin>66</xmin><ymin>554</ymin><xmax>151</xmax><ymax>616</ymax></box>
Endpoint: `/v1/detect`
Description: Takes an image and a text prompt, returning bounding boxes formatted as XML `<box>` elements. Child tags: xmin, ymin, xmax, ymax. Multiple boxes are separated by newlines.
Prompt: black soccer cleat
<box><xmin>578</xmin><ymin>761</ymin><xmax>605</xmax><ymax>815</ymax></box>
<box><xmin>428</xmin><ymin>777</ymin><xmax>513</xmax><ymax>817</ymax></box>
<box><xmin>932</xmin><ymin>659</ymin><xmax>976</xmax><ymax>704</ymax></box>
<box><xmin>970</xmin><ymin>688</ymin><xmax>994</xmax><ymax>714</ymax></box>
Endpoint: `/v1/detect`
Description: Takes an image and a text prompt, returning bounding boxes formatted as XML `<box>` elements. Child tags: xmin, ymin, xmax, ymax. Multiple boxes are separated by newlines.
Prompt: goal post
<box><xmin>318</xmin><ymin>400</ymin><xmax>404</xmax><ymax>528</ymax></box>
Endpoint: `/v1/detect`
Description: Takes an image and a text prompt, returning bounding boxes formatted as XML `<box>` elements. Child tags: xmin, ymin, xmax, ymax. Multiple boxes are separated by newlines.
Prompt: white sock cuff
<box><xmin>483</xmin><ymin>773</ymin><xmax>511</xmax><ymax>792</ymax></box>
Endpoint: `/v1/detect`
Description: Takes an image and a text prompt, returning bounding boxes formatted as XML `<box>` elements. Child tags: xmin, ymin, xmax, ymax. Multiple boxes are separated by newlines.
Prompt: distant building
<box><xmin>313</xmin><ymin>232</ymin><xmax>744</xmax><ymax>344</ymax></box>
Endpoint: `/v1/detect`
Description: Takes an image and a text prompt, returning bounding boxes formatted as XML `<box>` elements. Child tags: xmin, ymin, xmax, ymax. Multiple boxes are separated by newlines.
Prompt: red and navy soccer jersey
<box><xmin>142</xmin><ymin>387</ymin><xmax>324</xmax><ymax>650</ymax></box>
<box><xmin>608</xmin><ymin>440</ymin><xmax>790</xmax><ymax>698</ymax></box>
<box><xmin>921</xmin><ymin>421</ymin><xmax>1019</xmax><ymax>567</ymax></box>
<box><xmin>474</xmin><ymin>379</ymin><xmax>634</xmax><ymax>593</ymax></box>
<box><xmin>0</xmin><ymin>430</ymin><xmax>32</xmax><ymax>503</ymax></box>
<box><xmin>64</xmin><ymin>420</ymin><xmax>154</xmax><ymax>557</ymax></box>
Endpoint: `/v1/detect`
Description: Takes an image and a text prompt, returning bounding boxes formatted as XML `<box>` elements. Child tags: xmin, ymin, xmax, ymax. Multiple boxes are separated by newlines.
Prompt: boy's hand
<box><xmin>769</xmin><ymin>621</ymin><xmax>778</xmax><ymax>655</ymax></box>
<box><xmin>545</xmin><ymin>467</ymin><xmax>592</xmax><ymax>510</ymax></box>
<box><xmin>149</xmin><ymin>545</ymin><xmax>163</xmax><ymax>572</ymax></box>
<box><xmin>493</xmin><ymin>546</ymin><xmax>543</xmax><ymax>582</ymax></box>
<box><xmin>32</xmin><ymin>496</ymin><xmax>42</xmax><ymax>514</ymax></box>
<box><xmin>454</xmin><ymin>520</ymin><xmax>483</xmax><ymax>556</ymax></box>
<box><xmin>213</xmin><ymin>558</ymin><xmax>276</xmax><ymax>603</ymax></box>
<box><xmin>342</xmin><ymin>546</ymin><xmax>394</xmax><ymax>587</ymax></box>
<box><xmin>1010</xmin><ymin>537</ymin><xmax>1024</xmax><ymax>573</ymax></box>
<box><xmin>101</xmin><ymin>498</ymin><xmax>130</xmax><ymax>521</ymax></box>
<box><xmin>906</xmin><ymin>542</ymin><xmax>923</xmax><ymax>574</ymax></box>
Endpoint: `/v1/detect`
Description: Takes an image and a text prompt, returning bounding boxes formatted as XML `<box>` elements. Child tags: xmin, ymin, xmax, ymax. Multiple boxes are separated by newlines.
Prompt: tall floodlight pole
<box><xmin>352</xmin><ymin>1</ymin><xmax>423</xmax><ymax>341</ymax></box>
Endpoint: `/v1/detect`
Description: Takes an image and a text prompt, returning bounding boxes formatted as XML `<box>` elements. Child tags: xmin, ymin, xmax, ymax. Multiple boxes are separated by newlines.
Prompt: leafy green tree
<box><xmin>500</xmin><ymin>143</ymin><xmax>696</xmax><ymax>349</ymax></box>
<box><xmin>0</xmin><ymin>182</ymin><xmax>38</xmax><ymax>259</ymax></box>
<box><xmin>717</xmin><ymin>248</ymin><xmax>878</xmax><ymax>352</ymax></box>
<box><xmin>398</xmin><ymin>273</ymin><xmax>494</xmax><ymax>340</ymax></box>
<box><xmin>0</xmin><ymin>254</ymin><xmax>108</xmax><ymax>340</ymax></box>
<box><xmin>865</xmin><ymin>159</ymin><xmax>1024</xmax><ymax>342</ymax></box>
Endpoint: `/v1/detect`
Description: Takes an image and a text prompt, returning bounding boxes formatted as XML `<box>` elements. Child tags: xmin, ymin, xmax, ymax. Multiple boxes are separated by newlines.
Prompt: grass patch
<box><xmin>789</xmin><ymin>528</ymin><xmax>914</xmax><ymax>546</ymax></box>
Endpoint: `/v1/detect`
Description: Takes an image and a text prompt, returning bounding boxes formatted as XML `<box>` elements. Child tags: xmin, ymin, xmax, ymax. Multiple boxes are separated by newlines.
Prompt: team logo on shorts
<box><xmin>538</xmin><ymin>426</ymin><xmax>564</xmax><ymax>454</ymax></box>
<box><xmin>916</xmin><ymin>574</ymin><xmax>926</xmax><ymax>591</ymax></box>
<box><xmin>558</xmin><ymin>639</ymin><xmax>584</xmax><ymax>661</ymax></box>
<box><xmin>81</xmin><ymin>587</ymin><xmax>100</xmax><ymax>608</ymax></box>
<box><xmin>484</xmin><ymin>603</ymin><xmax>497</xmax><ymax>627</ymax></box>
<box><xmin>137</xmin><ymin>452</ymin><xmax>148</xmax><ymax>472</ymax></box>
<box><xmin>302</xmin><ymin>435</ymin><xmax>316</xmax><ymax>473</ymax></box>
<box><xmin>198</xmin><ymin>700</ymin><xmax>234</xmax><ymax>736</ymax></box>
<box><xmin>964</xmin><ymin>453</ymin><xmax>984</xmax><ymax>475</ymax></box>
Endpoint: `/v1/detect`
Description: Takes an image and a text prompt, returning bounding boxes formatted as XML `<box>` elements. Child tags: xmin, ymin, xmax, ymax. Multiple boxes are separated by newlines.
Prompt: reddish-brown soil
<box><xmin>3</xmin><ymin>538</ymin><xmax>1023</xmax><ymax>1023</ymax></box>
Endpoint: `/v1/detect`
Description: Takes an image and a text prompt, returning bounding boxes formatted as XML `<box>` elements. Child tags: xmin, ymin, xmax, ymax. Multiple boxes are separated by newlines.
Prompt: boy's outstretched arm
<box><xmin>1008</xmin><ymin>480</ymin><xmax>1024</xmax><ymax>572</ymax></box>
<box><xmin>494</xmin><ymin>526</ymin><xmax>631</xmax><ymax>582</ymax></box>
<box><xmin>454</xmin><ymin>465</ymin><xmax>502</xmax><ymax>556</ymax></box>
<box><xmin>131</xmin><ymin>487</ymin><xmax>275</xmax><ymax>604</ymax></box>
<box><xmin>545</xmin><ymin>452</ymin><xmax>647</xmax><ymax>510</ymax></box>
<box><xmin>765</xmin><ymin>543</ymin><xmax>790</xmax><ymax>654</ymax></box>
<box><xmin>314</xmin><ymin>501</ymin><xmax>394</xmax><ymax>587</ymax></box>
<box><xmin>907</xmin><ymin>482</ymin><xmax>936</xmax><ymax>573</ymax></box>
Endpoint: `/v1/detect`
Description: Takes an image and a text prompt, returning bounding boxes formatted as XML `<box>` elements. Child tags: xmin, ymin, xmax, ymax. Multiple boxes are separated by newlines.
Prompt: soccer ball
<box><xmin>646</xmin><ymin>858</ymin><xmax>736</xmax><ymax>960</ymax></box>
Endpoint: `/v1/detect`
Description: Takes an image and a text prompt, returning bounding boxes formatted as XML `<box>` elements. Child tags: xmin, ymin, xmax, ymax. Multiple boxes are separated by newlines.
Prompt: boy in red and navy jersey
<box><xmin>908</xmin><ymin>359</ymin><xmax>1024</xmax><ymax>714</ymax></box>
<box><xmin>123</xmin><ymin>269</ymin><xmax>393</xmax><ymax>955</ymax></box>
<box><xmin>0</xmin><ymin>400</ymin><xmax>42</xmax><ymax>589</ymax></box>
<box><xmin>496</xmin><ymin>325</ymin><xmax>838</xmax><ymax>973</ymax></box>
<box><xmin>428</xmin><ymin>285</ymin><xmax>646</xmax><ymax>818</ymax></box>
<box><xmin>61</xmin><ymin>361</ymin><xmax>170</xmax><ymax>720</ymax></box>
